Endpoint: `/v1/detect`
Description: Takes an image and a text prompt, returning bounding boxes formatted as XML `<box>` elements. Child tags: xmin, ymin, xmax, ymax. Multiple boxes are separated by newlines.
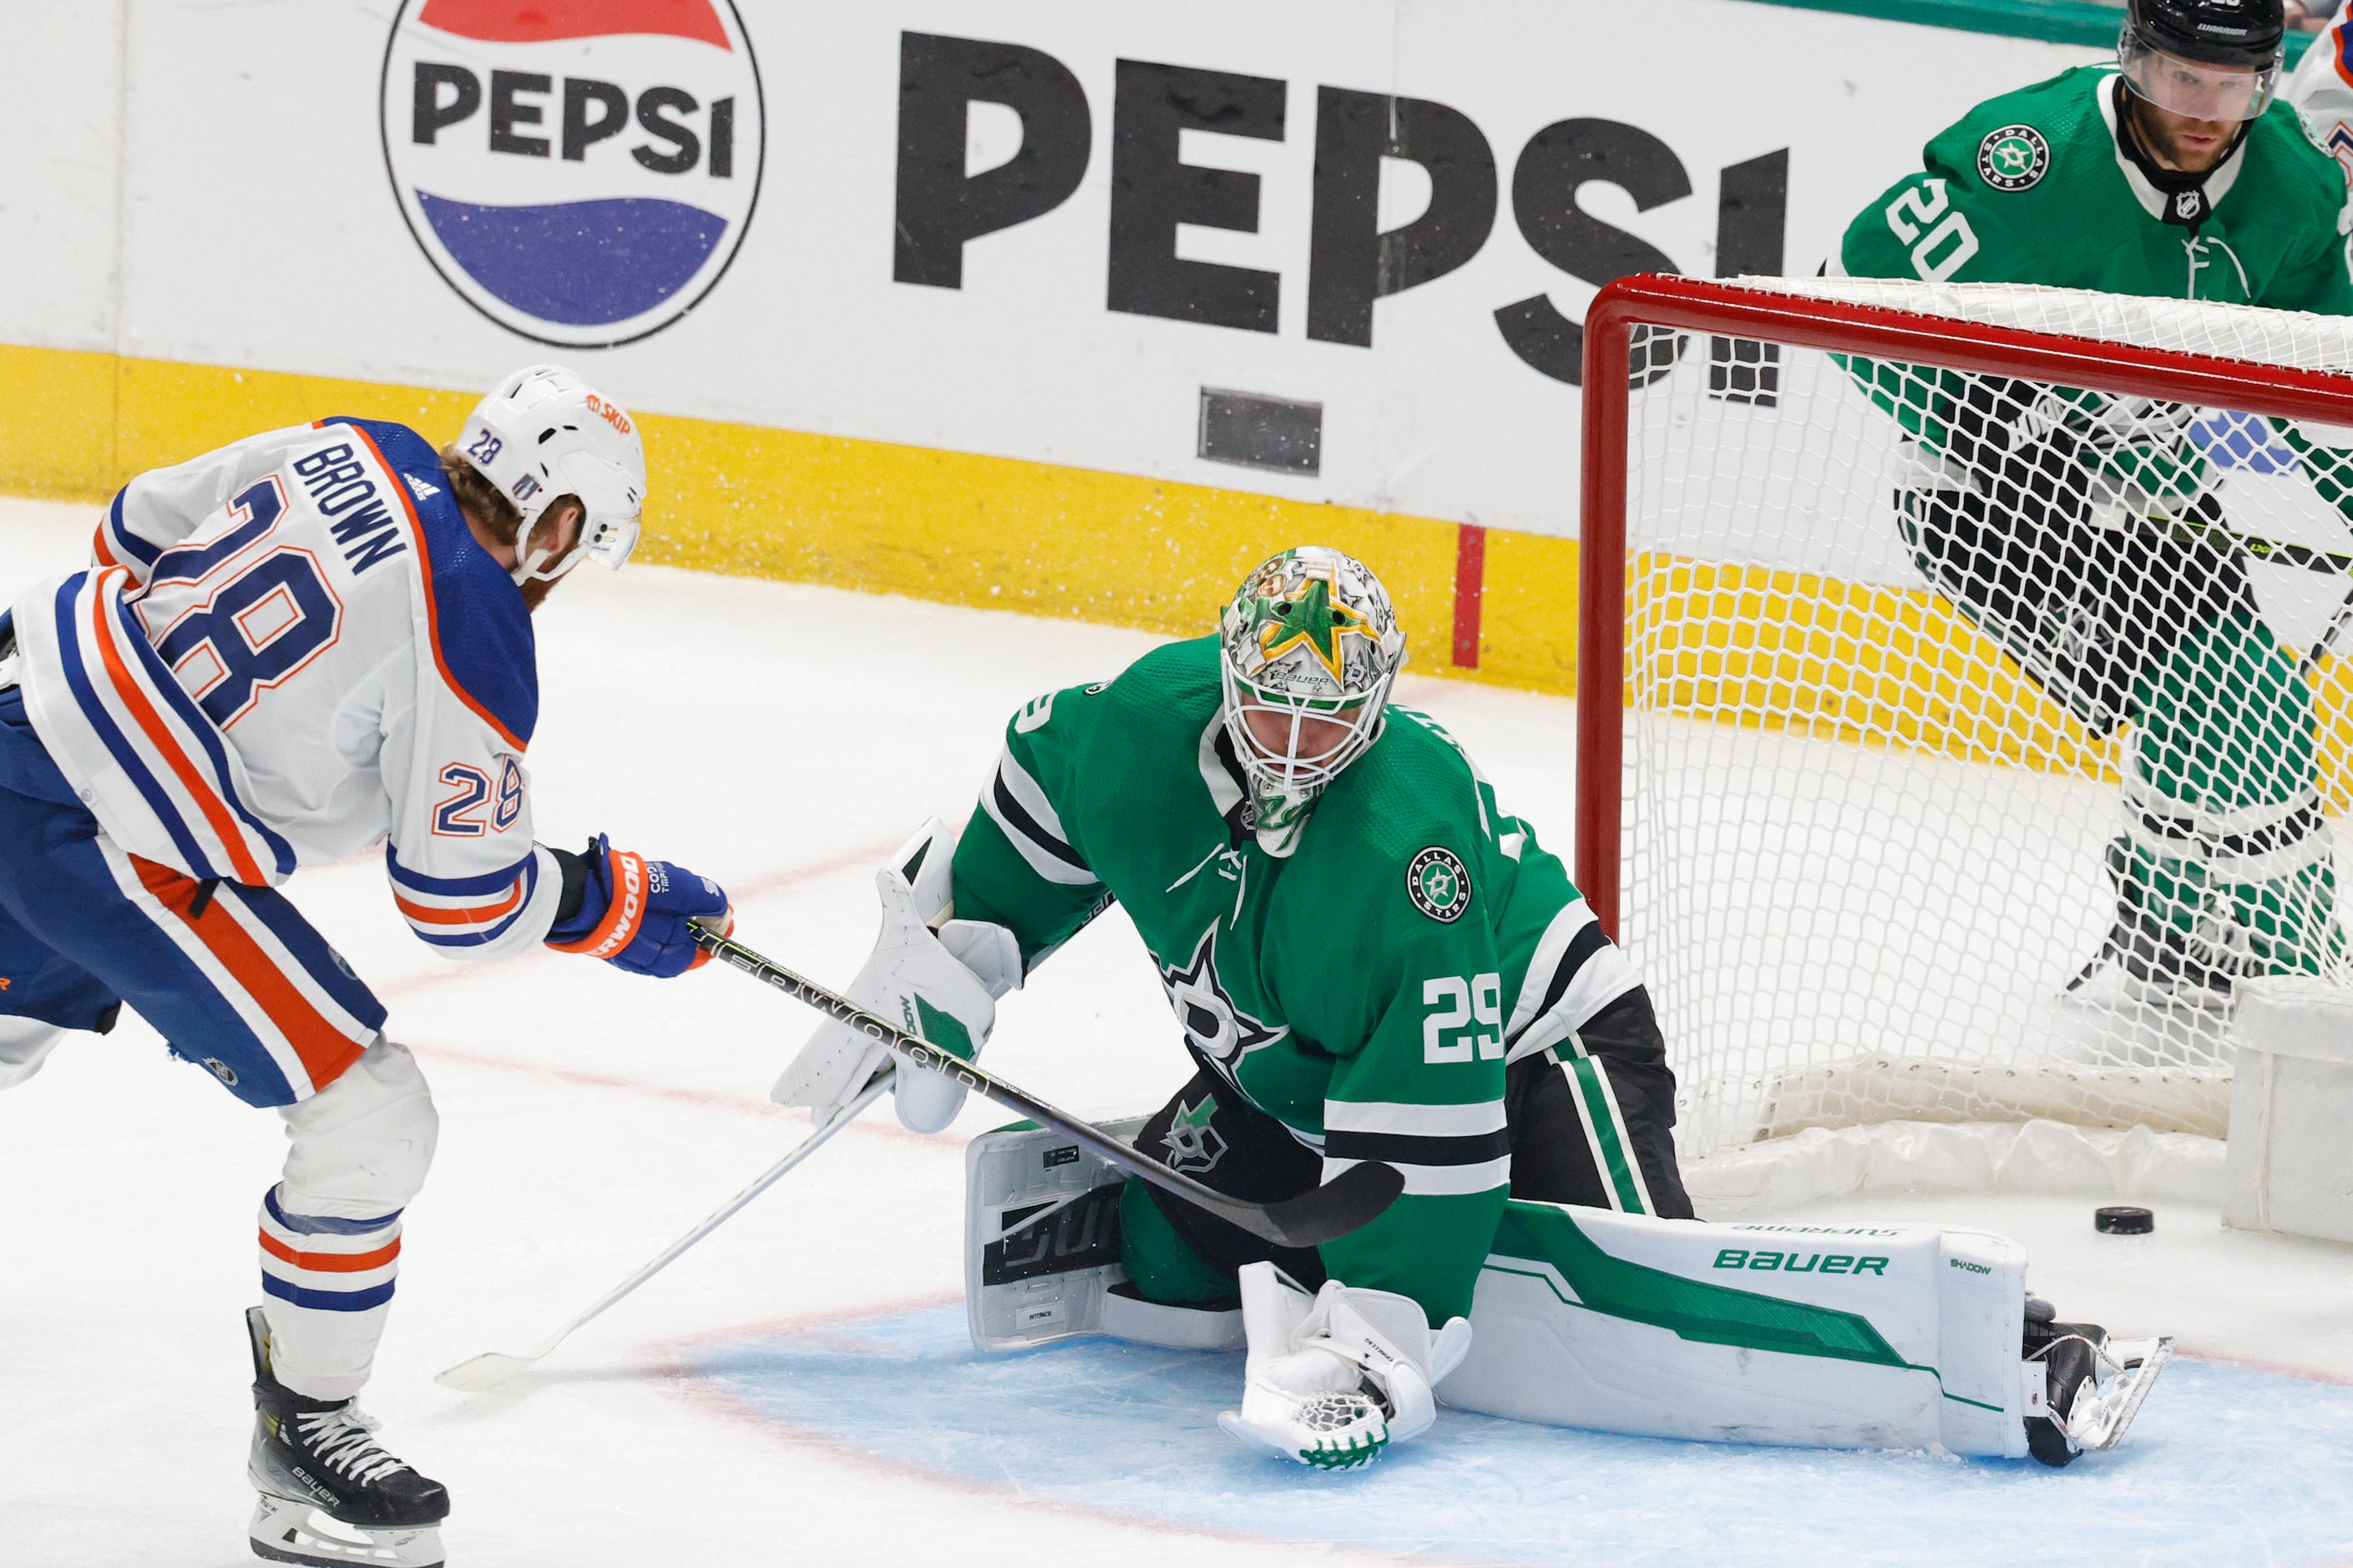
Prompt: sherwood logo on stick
<box><xmin>378</xmin><ymin>0</ymin><xmax>765</xmax><ymax>348</ymax></box>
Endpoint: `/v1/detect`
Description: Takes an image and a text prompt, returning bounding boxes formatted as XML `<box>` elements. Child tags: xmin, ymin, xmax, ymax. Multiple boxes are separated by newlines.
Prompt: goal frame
<box><xmin>1574</xmin><ymin>272</ymin><xmax>2353</xmax><ymax>943</ymax></box>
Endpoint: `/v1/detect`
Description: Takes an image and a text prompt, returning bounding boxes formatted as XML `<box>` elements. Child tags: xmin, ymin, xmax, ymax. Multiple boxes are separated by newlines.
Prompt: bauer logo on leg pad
<box><xmin>1713</xmin><ymin>1247</ymin><xmax>1889</xmax><ymax>1275</ymax></box>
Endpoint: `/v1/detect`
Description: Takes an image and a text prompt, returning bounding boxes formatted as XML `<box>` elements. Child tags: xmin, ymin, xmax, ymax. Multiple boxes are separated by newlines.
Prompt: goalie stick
<box><xmin>434</xmin><ymin>1070</ymin><xmax>894</xmax><ymax>1393</ymax></box>
<box><xmin>689</xmin><ymin>923</ymin><xmax>1405</xmax><ymax>1249</ymax></box>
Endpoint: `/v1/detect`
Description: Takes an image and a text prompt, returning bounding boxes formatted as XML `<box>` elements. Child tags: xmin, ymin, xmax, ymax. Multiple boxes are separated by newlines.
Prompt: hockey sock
<box><xmin>1116</xmin><ymin>1180</ymin><xmax>1241</xmax><ymax>1310</ymax></box>
<box><xmin>257</xmin><ymin>1185</ymin><xmax>402</xmax><ymax>1402</ymax></box>
<box><xmin>2127</xmin><ymin>610</ymin><xmax>2343</xmax><ymax>972</ymax></box>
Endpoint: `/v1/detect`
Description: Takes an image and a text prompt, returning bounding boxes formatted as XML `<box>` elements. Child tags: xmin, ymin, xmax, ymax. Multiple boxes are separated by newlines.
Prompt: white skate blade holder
<box><xmin>250</xmin><ymin>1491</ymin><xmax>443</xmax><ymax>1568</ymax></box>
<box><xmin>2067</xmin><ymin>1334</ymin><xmax>2174</xmax><ymax>1452</ymax></box>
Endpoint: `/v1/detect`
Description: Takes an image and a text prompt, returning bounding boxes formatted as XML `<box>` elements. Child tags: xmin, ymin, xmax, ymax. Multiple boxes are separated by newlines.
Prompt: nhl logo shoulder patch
<box><xmin>1976</xmin><ymin>124</ymin><xmax>2050</xmax><ymax>192</ymax></box>
<box><xmin>1406</xmin><ymin>846</ymin><xmax>1471</xmax><ymax>923</ymax></box>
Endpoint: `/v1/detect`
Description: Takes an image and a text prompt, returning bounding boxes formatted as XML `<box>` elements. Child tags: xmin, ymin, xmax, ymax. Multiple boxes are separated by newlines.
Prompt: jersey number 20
<box><xmin>1884</xmin><ymin>180</ymin><xmax>1981</xmax><ymax>284</ymax></box>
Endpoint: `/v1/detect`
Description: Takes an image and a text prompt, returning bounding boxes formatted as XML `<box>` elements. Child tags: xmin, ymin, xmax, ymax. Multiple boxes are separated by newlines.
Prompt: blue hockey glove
<box><xmin>546</xmin><ymin>835</ymin><xmax>731</xmax><ymax>979</ymax></box>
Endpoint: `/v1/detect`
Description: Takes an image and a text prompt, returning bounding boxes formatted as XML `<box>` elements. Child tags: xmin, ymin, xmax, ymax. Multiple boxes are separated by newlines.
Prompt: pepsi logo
<box><xmin>379</xmin><ymin>0</ymin><xmax>765</xmax><ymax>348</ymax></box>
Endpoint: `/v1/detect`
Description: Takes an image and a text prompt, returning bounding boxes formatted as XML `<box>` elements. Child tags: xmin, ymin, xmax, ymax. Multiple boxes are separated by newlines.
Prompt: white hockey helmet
<box><xmin>455</xmin><ymin>365</ymin><xmax>647</xmax><ymax>584</ymax></box>
<box><xmin>1218</xmin><ymin>546</ymin><xmax>1408</xmax><ymax>804</ymax></box>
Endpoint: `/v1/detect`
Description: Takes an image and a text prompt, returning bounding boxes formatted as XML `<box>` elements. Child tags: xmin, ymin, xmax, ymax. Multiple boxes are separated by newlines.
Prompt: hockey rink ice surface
<box><xmin>6</xmin><ymin>497</ymin><xmax>2353</xmax><ymax>1566</ymax></box>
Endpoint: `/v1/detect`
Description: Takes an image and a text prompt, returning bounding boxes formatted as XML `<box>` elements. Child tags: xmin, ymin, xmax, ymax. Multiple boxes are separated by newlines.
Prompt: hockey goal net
<box><xmin>1576</xmin><ymin>276</ymin><xmax>2353</xmax><ymax>1159</ymax></box>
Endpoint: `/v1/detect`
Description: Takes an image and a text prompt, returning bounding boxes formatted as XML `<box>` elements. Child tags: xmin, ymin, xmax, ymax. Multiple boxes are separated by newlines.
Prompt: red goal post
<box><xmin>1571</xmin><ymin>274</ymin><xmax>2353</xmax><ymax>1155</ymax></box>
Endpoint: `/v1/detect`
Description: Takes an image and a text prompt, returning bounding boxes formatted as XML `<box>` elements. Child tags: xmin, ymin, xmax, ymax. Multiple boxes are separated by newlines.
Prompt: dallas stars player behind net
<box><xmin>776</xmin><ymin>546</ymin><xmax>1693</xmax><ymax>1466</ymax></box>
<box><xmin>1838</xmin><ymin>0</ymin><xmax>2351</xmax><ymax>995</ymax></box>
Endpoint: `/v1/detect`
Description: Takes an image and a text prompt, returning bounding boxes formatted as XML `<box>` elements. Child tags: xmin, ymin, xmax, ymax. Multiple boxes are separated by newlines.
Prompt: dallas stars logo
<box><xmin>1159</xmin><ymin>1095</ymin><xmax>1229</xmax><ymax>1174</ymax></box>
<box><xmin>1158</xmin><ymin>928</ymin><xmax>1286</xmax><ymax>1065</ymax></box>
<box><xmin>1407</xmin><ymin>846</ymin><xmax>1471</xmax><ymax>923</ymax></box>
<box><xmin>1257</xmin><ymin>574</ymin><xmax>1374</xmax><ymax>683</ymax></box>
<box><xmin>1976</xmin><ymin>124</ymin><xmax>2049</xmax><ymax>193</ymax></box>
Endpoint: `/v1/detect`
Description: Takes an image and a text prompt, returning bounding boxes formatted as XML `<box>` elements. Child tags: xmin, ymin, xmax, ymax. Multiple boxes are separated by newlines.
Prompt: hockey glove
<box><xmin>1218</xmin><ymin>1262</ymin><xmax>1473</xmax><ymax>1470</ymax></box>
<box><xmin>770</xmin><ymin>817</ymin><xmax>1020</xmax><ymax>1134</ymax></box>
<box><xmin>546</xmin><ymin>835</ymin><xmax>731</xmax><ymax>979</ymax></box>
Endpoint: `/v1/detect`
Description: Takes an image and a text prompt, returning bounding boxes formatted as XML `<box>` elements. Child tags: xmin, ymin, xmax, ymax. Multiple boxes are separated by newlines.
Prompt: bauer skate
<box><xmin>2022</xmin><ymin>1297</ymin><xmax>2172</xmax><ymax>1467</ymax></box>
<box><xmin>246</xmin><ymin>1307</ymin><xmax>448</xmax><ymax>1567</ymax></box>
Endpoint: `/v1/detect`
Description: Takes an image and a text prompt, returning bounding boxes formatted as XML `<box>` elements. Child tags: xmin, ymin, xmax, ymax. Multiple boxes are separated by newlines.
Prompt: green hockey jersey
<box><xmin>950</xmin><ymin>636</ymin><xmax>1645</xmax><ymax>1323</ymax></box>
<box><xmin>1838</xmin><ymin>66</ymin><xmax>2353</xmax><ymax>518</ymax></box>
<box><xmin>1840</xmin><ymin>65</ymin><xmax>2353</xmax><ymax>308</ymax></box>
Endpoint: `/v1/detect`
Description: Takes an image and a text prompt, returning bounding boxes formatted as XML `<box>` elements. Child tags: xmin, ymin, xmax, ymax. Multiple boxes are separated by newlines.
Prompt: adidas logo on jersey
<box><xmin>403</xmin><ymin>473</ymin><xmax>442</xmax><ymax>501</ymax></box>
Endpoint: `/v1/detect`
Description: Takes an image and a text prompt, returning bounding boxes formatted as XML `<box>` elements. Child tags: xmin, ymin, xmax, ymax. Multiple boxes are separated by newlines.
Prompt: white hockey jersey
<box><xmin>2289</xmin><ymin>12</ymin><xmax>2353</xmax><ymax>182</ymax></box>
<box><xmin>8</xmin><ymin>417</ymin><xmax>564</xmax><ymax>959</ymax></box>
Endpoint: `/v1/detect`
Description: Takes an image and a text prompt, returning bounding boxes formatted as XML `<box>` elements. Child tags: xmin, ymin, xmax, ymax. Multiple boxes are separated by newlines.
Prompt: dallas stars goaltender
<box><xmin>773</xmin><ymin>547</ymin><xmax>2170</xmax><ymax>1469</ymax></box>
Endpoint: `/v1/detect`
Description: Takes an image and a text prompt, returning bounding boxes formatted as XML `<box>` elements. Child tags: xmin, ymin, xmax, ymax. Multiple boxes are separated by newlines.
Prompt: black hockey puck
<box><xmin>2094</xmin><ymin>1206</ymin><xmax>2154</xmax><ymax>1235</ymax></box>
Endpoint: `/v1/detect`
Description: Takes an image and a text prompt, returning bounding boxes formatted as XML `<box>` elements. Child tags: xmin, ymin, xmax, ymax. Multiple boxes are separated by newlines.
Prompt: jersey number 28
<box><xmin>149</xmin><ymin>478</ymin><xmax>344</xmax><ymax>727</ymax></box>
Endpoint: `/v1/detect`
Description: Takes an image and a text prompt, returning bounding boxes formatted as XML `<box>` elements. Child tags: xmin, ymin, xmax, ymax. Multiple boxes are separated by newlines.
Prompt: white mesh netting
<box><xmin>1615</xmin><ymin>278</ymin><xmax>2353</xmax><ymax>1157</ymax></box>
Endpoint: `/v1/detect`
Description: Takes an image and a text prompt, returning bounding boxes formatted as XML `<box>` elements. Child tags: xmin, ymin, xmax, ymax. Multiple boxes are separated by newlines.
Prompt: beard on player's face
<box><xmin>2129</xmin><ymin>94</ymin><xmax>2238</xmax><ymax>174</ymax></box>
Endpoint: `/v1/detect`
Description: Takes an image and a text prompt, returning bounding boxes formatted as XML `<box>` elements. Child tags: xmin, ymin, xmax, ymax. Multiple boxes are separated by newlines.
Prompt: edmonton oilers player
<box><xmin>0</xmin><ymin>367</ymin><xmax>730</xmax><ymax>1566</ymax></box>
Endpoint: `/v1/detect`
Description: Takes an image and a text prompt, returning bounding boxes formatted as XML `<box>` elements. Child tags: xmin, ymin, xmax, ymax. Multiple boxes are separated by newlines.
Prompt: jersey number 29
<box><xmin>1424</xmin><ymin>974</ymin><xmax>1503</xmax><ymax>1063</ymax></box>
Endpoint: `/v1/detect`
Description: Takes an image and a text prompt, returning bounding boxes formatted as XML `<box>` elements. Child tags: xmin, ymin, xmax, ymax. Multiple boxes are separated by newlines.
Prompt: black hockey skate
<box><xmin>246</xmin><ymin>1307</ymin><xmax>448</xmax><ymax>1567</ymax></box>
<box><xmin>2067</xmin><ymin>837</ymin><xmax>2236</xmax><ymax>1003</ymax></box>
<box><xmin>2022</xmin><ymin>1296</ymin><xmax>2172</xmax><ymax>1467</ymax></box>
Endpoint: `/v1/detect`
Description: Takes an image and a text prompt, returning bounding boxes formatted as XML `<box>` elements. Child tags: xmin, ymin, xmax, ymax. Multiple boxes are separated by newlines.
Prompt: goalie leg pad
<box><xmin>1442</xmin><ymin>1201</ymin><xmax>2036</xmax><ymax>1459</ymax></box>
<box><xmin>965</xmin><ymin>1120</ymin><xmax>1250</xmax><ymax>1352</ymax></box>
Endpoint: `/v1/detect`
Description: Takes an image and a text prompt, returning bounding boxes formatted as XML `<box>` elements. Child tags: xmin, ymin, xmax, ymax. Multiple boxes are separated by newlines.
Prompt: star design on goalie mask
<box><xmin>1158</xmin><ymin>928</ymin><xmax>1287</xmax><ymax>1066</ymax></box>
<box><xmin>1257</xmin><ymin>575</ymin><xmax>1374</xmax><ymax>682</ymax></box>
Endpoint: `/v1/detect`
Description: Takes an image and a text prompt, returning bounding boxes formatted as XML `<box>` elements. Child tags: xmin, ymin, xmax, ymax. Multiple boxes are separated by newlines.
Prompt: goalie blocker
<box><xmin>966</xmin><ymin>1121</ymin><xmax>2170</xmax><ymax>1465</ymax></box>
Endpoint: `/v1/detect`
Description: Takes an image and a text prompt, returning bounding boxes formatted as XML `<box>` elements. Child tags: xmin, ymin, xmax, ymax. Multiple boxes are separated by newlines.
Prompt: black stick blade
<box><xmin>1233</xmin><ymin>1161</ymin><xmax>1405</xmax><ymax>1248</ymax></box>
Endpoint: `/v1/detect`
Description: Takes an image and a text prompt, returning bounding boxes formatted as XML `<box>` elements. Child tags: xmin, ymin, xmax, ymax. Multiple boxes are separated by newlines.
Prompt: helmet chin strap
<box><xmin>508</xmin><ymin>508</ymin><xmax>586</xmax><ymax>586</ymax></box>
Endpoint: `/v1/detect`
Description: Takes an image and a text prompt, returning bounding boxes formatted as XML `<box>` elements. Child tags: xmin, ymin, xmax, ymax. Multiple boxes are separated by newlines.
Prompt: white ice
<box><xmin>4</xmin><ymin>495</ymin><xmax>2352</xmax><ymax>1566</ymax></box>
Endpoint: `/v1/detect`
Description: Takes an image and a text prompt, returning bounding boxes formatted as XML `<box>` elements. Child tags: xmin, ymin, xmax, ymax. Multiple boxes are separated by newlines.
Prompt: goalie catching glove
<box><xmin>771</xmin><ymin>818</ymin><xmax>1022</xmax><ymax>1133</ymax></box>
<box><xmin>545</xmin><ymin>835</ymin><xmax>731</xmax><ymax>979</ymax></box>
<box><xmin>1219</xmin><ymin>1262</ymin><xmax>1474</xmax><ymax>1470</ymax></box>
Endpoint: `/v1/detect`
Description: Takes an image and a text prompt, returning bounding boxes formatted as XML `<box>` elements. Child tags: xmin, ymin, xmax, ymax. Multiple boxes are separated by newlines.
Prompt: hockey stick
<box><xmin>433</xmin><ymin>1070</ymin><xmax>894</xmax><ymax>1393</ymax></box>
<box><xmin>688</xmin><ymin>924</ymin><xmax>1404</xmax><ymax>1249</ymax></box>
<box><xmin>2220</xmin><ymin>530</ymin><xmax>2353</xmax><ymax>579</ymax></box>
<box><xmin>2297</xmin><ymin>586</ymin><xmax>2353</xmax><ymax>680</ymax></box>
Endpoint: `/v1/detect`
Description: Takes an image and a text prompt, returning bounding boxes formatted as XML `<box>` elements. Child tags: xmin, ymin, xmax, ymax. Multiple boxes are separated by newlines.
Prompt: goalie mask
<box><xmin>1218</xmin><ymin>548</ymin><xmax>1406</xmax><ymax>856</ymax></box>
<box><xmin>457</xmin><ymin>365</ymin><xmax>648</xmax><ymax>585</ymax></box>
